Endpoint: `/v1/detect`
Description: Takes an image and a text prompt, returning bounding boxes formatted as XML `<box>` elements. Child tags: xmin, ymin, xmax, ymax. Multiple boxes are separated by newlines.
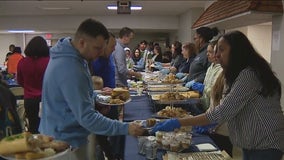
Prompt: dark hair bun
<box><xmin>196</xmin><ymin>27</ymin><xmax>219</xmax><ymax>43</ymax></box>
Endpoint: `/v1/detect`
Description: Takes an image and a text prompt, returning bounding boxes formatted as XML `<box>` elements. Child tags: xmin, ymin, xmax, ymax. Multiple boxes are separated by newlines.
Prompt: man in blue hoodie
<box><xmin>39</xmin><ymin>18</ymin><xmax>145</xmax><ymax>159</ymax></box>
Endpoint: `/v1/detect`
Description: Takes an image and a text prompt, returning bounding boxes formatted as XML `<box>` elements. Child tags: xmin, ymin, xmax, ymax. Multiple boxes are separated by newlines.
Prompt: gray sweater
<box><xmin>186</xmin><ymin>43</ymin><xmax>211</xmax><ymax>83</ymax></box>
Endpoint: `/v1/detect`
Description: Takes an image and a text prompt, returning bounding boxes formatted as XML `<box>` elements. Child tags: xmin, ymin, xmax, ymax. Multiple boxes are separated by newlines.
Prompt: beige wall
<box><xmin>226</xmin><ymin>23</ymin><xmax>272</xmax><ymax>63</ymax></box>
<box><xmin>247</xmin><ymin>24</ymin><xmax>272</xmax><ymax>62</ymax></box>
<box><xmin>271</xmin><ymin>13</ymin><xmax>284</xmax><ymax>112</ymax></box>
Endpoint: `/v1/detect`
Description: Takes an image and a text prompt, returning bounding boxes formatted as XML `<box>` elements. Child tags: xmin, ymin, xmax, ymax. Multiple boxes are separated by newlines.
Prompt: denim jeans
<box><xmin>243</xmin><ymin>148</ymin><xmax>283</xmax><ymax>160</ymax></box>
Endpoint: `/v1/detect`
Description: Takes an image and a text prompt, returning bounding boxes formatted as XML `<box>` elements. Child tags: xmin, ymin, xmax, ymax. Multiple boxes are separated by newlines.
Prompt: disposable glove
<box><xmin>185</xmin><ymin>80</ymin><xmax>195</xmax><ymax>88</ymax></box>
<box><xmin>193</xmin><ymin>123</ymin><xmax>218</xmax><ymax>134</ymax></box>
<box><xmin>154</xmin><ymin>62</ymin><xmax>162</xmax><ymax>66</ymax></box>
<box><xmin>154</xmin><ymin>64</ymin><xmax>163</xmax><ymax>70</ymax></box>
<box><xmin>192</xmin><ymin>82</ymin><xmax>205</xmax><ymax>93</ymax></box>
<box><xmin>181</xmin><ymin>76</ymin><xmax>187</xmax><ymax>82</ymax></box>
<box><xmin>150</xmin><ymin>118</ymin><xmax>181</xmax><ymax>134</ymax></box>
<box><xmin>175</xmin><ymin>73</ymin><xmax>185</xmax><ymax>79</ymax></box>
<box><xmin>160</xmin><ymin>68</ymin><xmax>170</xmax><ymax>75</ymax></box>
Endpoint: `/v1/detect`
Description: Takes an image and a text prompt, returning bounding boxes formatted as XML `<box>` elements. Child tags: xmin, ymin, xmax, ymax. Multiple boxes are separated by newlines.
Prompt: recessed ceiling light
<box><xmin>107</xmin><ymin>5</ymin><xmax>142</xmax><ymax>10</ymax></box>
<box><xmin>130</xmin><ymin>6</ymin><xmax>142</xmax><ymax>10</ymax></box>
<box><xmin>107</xmin><ymin>5</ymin><xmax>118</xmax><ymax>10</ymax></box>
<box><xmin>40</xmin><ymin>7</ymin><xmax>71</xmax><ymax>10</ymax></box>
<box><xmin>8</xmin><ymin>30</ymin><xmax>35</xmax><ymax>33</ymax></box>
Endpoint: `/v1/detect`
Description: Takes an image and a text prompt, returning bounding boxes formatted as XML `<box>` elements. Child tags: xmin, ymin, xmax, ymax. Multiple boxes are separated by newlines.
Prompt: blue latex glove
<box><xmin>181</xmin><ymin>76</ymin><xmax>187</xmax><ymax>82</ymax></box>
<box><xmin>192</xmin><ymin>82</ymin><xmax>205</xmax><ymax>93</ymax></box>
<box><xmin>154</xmin><ymin>62</ymin><xmax>162</xmax><ymax>66</ymax></box>
<box><xmin>151</xmin><ymin>118</ymin><xmax>181</xmax><ymax>134</ymax></box>
<box><xmin>185</xmin><ymin>80</ymin><xmax>195</xmax><ymax>88</ymax></box>
<box><xmin>193</xmin><ymin>123</ymin><xmax>218</xmax><ymax>134</ymax></box>
<box><xmin>154</xmin><ymin>64</ymin><xmax>163</xmax><ymax>70</ymax></box>
<box><xmin>160</xmin><ymin>68</ymin><xmax>170</xmax><ymax>75</ymax></box>
<box><xmin>175</xmin><ymin>73</ymin><xmax>185</xmax><ymax>79</ymax></box>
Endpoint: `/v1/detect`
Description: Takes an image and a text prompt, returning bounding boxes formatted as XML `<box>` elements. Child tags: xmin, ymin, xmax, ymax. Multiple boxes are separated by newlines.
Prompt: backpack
<box><xmin>0</xmin><ymin>84</ymin><xmax>22</xmax><ymax>140</ymax></box>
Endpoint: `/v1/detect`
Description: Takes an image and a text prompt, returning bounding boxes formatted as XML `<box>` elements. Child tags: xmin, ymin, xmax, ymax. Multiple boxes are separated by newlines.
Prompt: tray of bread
<box><xmin>151</xmin><ymin>91</ymin><xmax>200</xmax><ymax>101</ymax></box>
<box><xmin>0</xmin><ymin>132</ymin><xmax>70</xmax><ymax>160</ymax></box>
<box><xmin>147</xmin><ymin>85</ymin><xmax>188</xmax><ymax>92</ymax></box>
<box><xmin>154</xmin><ymin>106</ymin><xmax>190</xmax><ymax>119</ymax></box>
<box><xmin>160</xmin><ymin>73</ymin><xmax>183</xmax><ymax>84</ymax></box>
<box><xmin>96</xmin><ymin>88</ymin><xmax>131</xmax><ymax>105</ymax></box>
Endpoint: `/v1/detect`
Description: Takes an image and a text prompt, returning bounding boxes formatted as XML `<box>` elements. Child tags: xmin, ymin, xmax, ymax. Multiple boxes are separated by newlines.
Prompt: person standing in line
<box><xmin>132</xmin><ymin>48</ymin><xmax>141</xmax><ymax>65</ymax></box>
<box><xmin>152</xmin><ymin>31</ymin><xmax>284</xmax><ymax>160</ymax></box>
<box><xmin>4</xmin><ymin>44</ymin><xmax>15</xmax><ymax>67</ymax></box>
<box><xmin>91</xmin><ymin>33</ymin><xmax>120</xmax><ymax>160</ymax></box>
<box><xmin>124</xmin><ymin>47</ymin><xmax>134</xmax><ymax>70</ymax></box>
<box><xmin>112</xmin><ymin>27</ymin><xmax>141</xmax><ymax>87</ymax></box>
<box><xmin>17</xmin><ymin>36</ymin><xmax>50</xmax><ymax>134</ymax></box>
<box><xmin>7</xmin><ymin>46</ymin><xmax>23</xmax><ymax>75</ymax></box>
<box><xmin>134</xmin><ymin>40</ymin><xmax>152</xmax><ymax>71</ymax></box>
<box><xmin>39</xmin><ymin>19</ymin><xmax>145</xmax><ymax>160</ymax></box>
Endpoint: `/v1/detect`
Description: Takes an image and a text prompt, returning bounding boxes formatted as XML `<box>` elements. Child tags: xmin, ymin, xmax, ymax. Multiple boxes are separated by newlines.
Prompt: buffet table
<box><xmin>123</xmin><ymin>93</ymin><xmax>220</xmax><ymax>160</ymax></box>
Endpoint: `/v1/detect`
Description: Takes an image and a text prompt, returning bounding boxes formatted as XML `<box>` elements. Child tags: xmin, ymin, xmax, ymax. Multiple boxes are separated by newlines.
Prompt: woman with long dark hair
<box><xmin>152</xmin><ymin>31</ymin><xmax>284</xmax><ymax>160</ymax></box>
<box><xmin>17</xmin><ymin>36</ymin><xmax>50</xmax><ymax>133</ymax></box>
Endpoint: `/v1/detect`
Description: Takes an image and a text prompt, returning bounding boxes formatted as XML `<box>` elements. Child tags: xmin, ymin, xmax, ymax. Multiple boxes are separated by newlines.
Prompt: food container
<box><xmin>144</xmin><ymin>136</ymin><xmax>157</xmax><ymax>160</ymax></box>
<box><xmin>137</xmin><ymin>136</ymin><xmax>147</xmax><ymax>155</ymax></box>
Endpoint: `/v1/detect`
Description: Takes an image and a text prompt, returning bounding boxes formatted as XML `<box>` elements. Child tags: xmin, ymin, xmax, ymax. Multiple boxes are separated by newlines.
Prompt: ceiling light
<box><xmin>130</xmin><ymin>6</ymin><xmax>142</xmax><ymax>10</ymax></box>
<box><xmin>107</xmin><ymin>5</ymin><xmax>142</xmax><ymax>10</ymax></box>
<box><xmin>107</xmin><ymin>5</ymin><xmax>118</xmax><ymax>10</ymax></box>
<box><xmin>40</xmin><ymin>7</ymin><xmax>71</xmax><ymax>10</ymax></box>
<box><xmin>8</xmin><ymin>30</ymin><xmax>35</xmax><ymax>33</ymax></box>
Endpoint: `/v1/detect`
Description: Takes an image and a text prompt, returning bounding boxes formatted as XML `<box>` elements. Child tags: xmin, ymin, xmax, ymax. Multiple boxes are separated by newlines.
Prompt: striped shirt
<box><xmin>206</xmin><ymin>67</ymin><xmax>284</xmax><ymax>151</ymax></box>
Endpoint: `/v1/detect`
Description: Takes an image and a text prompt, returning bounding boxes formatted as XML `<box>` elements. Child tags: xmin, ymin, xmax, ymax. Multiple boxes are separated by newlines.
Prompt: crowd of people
<box><xmin>0</xmin><ymin>18</ymin><xmax>283</xmax><ymax>160</ymax></box>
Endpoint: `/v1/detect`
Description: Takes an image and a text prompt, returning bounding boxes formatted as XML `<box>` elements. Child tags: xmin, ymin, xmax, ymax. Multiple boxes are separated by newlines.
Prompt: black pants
<box><xmin>96</xmin><ymin>106</ymin><xmax>124</xmax><ymax>160</ymax></box>
<box><xmin>24</xmin><ymin>98</ymin><xmax>41</xmax><ymax>134</ymax></box>
<box><xmin>208</xmin><ymin>133</ymin><xmax>233</xmax><ymax>157</ymax></box>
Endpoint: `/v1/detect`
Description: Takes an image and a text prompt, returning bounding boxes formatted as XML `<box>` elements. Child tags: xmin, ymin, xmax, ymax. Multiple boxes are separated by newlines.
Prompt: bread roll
<box><xmin>0</xmin><ymin>132</ymin><xmax>35</xmax><ymax>155</ymax></box>
<box><xmin>25</xmin><ymin>152</ymin><xmax>46</xmax><ymax>160</ymax></box>
<box><xmin>146</xmin><ymin>118</ymin><xmax>156</xmax><ymax>127</ymax></box>
<box><xmin>111</xmin><ymin>88</ymin><xmax>130</xmax><ymax>101</ymax></box>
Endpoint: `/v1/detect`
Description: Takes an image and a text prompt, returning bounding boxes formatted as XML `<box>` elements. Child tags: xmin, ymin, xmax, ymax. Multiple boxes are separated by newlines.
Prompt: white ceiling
<box><xmin>0</xmin><ymin>0</ymin><xmax>212</xmax><ymax>33</ymax></box>
<box><xmin>0</xmin><ymin>0</ymin><xmax>209</xmax><ymax>16</ymax></box>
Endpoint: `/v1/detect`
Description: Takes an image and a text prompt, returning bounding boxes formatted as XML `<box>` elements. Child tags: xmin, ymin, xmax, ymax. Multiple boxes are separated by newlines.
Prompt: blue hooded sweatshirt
<box><xmin>39</xmin><ymin>38</ymin><xmax>128</xmax><ymax>148</ymax></box>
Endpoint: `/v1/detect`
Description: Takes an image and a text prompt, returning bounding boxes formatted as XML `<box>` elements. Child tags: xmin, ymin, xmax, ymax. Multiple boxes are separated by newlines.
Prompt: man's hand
<box><xmin>128</xmin><ymin>122</ymin><xmax>147</xmax><ymax>136</ymax></box>
<box><xmin>102</xmin><ymin>87</ymin><xmax>113</xmax><ymax>95</ymax></box>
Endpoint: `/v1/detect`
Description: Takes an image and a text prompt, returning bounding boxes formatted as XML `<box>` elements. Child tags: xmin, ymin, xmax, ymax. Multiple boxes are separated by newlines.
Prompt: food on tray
<box><xmin>189</xmin><ymin>91</ymin><xmax>200</xmax><ymax>98</ymax></box>
<box><xmin>111</xmin><ymin>88</ymin><xmax>130</xmax><ymax>101</ymax></box>
<box><xmin>162</xmin><ymin>73</ymin><xmax>182</xmax><ymax>84</ymax></box>
<box><xmin>159</xmin><ymin>92</ymin><xmax>186</xmax><ymax>101</ymax></box>
<box><xmin>109</xmin><ymin>98</ymin><xmax>124</xmax><ymax>104</ymax></box>
<box><xmin>155</xmin><ymin>131</ymin><xmax>192</xmax><ymax>152</ymax></box>
<box><xmin>157</xmin><ymin>106</ymin><xmax>188</xmax><ymax>118</ymax></box>
<box><xmin>0</xmin><ymin>132</ymin><xmax>69</xmax><ymax>159</ymax></box>
<box><xmin>147</xmin><ymin>86</ymin><xmax>188</xmax><ymax>92</ymax></box>
<box><xmin>96</xmin><ymin>88</ymin><xmax>131</xmax><ymax>105</ymax></box>
<box><xmin>96</xmin><ymin>95</ymin><xmax>111</xmax><ymax>103</ymax></box>
<box><xmin>151</xmin><ymin>91</ymin><xmax>200</xmax><ymax>101</ymax></box>
<box><xmin>0</xmin><ymin>132</ymin><xmax>36</xmax><ymax>155</ymax></box>
<box><xmin>146</xmin><ymin>118</ymin><xmax>157</xmax><ymax>127</ymax></box>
